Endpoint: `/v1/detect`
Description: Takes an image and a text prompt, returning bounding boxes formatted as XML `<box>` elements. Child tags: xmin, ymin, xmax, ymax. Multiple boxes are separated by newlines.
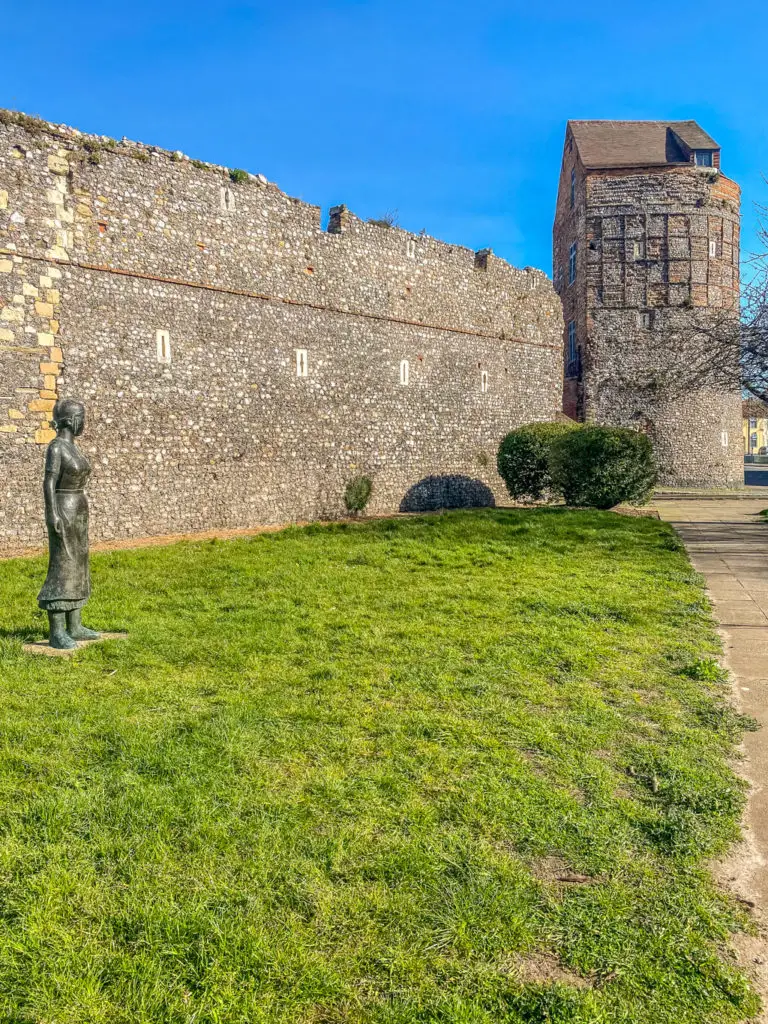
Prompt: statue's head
<box><xmin>53</xmin><ymin>398</ymin><xmax>86</xmax><ymax>437</ymax></box>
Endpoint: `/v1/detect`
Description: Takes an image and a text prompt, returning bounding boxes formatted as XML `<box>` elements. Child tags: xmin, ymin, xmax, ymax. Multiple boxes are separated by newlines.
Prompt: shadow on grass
<box><xmin>0</xmin><ymin>625</ymin><xmax>40</xmax><ymax>643</ymax></box>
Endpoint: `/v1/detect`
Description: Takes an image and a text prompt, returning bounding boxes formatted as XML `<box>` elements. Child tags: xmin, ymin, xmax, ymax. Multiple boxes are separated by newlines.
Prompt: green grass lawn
<box><xmin>0</xmin><ymin>509</ymin><xmax>760</xmax><ymax>1023</ymax></box>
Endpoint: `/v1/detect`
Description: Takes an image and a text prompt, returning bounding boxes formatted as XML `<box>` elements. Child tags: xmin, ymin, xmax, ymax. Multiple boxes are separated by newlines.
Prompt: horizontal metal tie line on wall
<box><xmin>0</xmin><ymin>247</ymin><xmax>561</xmax><ymax>352</ymax></box>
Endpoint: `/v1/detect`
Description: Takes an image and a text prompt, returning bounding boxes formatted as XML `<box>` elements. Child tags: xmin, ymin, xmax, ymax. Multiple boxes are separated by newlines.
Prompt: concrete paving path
<box><xmin>654</xmin><ymin>497</ymin><xmax>768</xmax><ymax>1013</ymax></box>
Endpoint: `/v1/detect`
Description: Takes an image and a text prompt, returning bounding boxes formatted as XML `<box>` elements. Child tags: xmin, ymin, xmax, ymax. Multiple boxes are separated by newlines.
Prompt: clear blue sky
<box><xmin>3</xmin><ymin>0</ymin><xmax>766</xmax><ymax>274</ymax></box>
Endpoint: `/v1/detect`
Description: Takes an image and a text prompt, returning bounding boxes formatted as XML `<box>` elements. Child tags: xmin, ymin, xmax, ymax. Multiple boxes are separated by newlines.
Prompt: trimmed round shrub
<box><xmin>344</xmin><ymin>475</ymin><xmax>373</xmax><ymax>515</ymax></box>
<box><xmin>496</xmin><ymin>421</ymin><xmax>577</xmax><ymax>501</ymax></box>
<box><xmin>549</xmin><ymin>425</ymin><xmax>657</xmax><ymax>509</ymax></box>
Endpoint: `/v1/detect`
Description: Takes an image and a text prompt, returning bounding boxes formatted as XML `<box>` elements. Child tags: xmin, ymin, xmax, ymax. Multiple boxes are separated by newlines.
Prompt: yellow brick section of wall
<box><xmin>1</xmin><ymin>147</ymin><xmax>69</xmax><ymax>445</ymax></box>
<box><xmin>34</xmin><ymin>156</ymin><xmax>69</xmax><ymax>442</ymax></box>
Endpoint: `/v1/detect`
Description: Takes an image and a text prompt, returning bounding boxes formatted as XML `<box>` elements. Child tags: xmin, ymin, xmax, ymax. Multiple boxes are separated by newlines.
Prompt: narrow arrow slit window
<box><xmin>156</xmin><ymin>329</ymin><xmax>171</xmax><ymax>364</ymax></box>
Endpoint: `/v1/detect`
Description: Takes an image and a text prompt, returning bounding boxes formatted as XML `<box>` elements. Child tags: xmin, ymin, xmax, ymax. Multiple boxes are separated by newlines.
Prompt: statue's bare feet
<box><xmin>50</xmin><ymin>631</ymin><xmax>77</xmax><ymax>650</ymax></box>
<box><xmin>68</xmin><ymin>624</ymin><xmax>100</xmax><ymax>641</ymax></box>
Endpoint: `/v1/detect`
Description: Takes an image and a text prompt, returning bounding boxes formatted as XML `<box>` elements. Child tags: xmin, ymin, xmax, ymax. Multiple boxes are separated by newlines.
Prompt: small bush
<box><xmin>496</xmin><ymin>421</ymin><xmax>577</xmax><ymax>502</ymax></box>
<box><xmin>0</xmin><ymin>110</ymin><xmax>46</xmax><ymax>134</ymax></box>
<box><xmin>550</xmin><ymin>425</ymin><xmax>657</xmax><ymax>509</ymax></box>
<box><xmin>82</xmin><ymin>139</ymin><xmax>101</xmax><ymax>165</ymax></box>
<box><xmin>367</xmin><ymin>209</ymin><xmax>399</xmax><ymax>229</ymax></box>
<box><xmin>681</xmin><ymin>658</ymin><xmax>724</xmax><ymax>682</ymax></box>
<box><xmin>344</xmin><ymin>475</ymin><xmax>373</xmax><ymax>515</ymax></box>
<box><xmin>229</xmin><ymin>168</ymin><xmax>249</xmax><ymax>184</ymax></box>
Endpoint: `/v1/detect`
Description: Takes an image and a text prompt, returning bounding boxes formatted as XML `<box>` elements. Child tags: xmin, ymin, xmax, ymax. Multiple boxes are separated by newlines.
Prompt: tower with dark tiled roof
<box><xmin>553</xmin><ymin>120</ymin><xmax>743</xmax><ymax>487</ymax></box>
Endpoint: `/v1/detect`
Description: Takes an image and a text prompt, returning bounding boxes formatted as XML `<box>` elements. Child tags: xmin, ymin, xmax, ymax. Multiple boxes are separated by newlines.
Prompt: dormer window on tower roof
<box><xmin>694</xmin><ymin>150</ymin><xmax>714</xmax><ymax>168</ymax></box>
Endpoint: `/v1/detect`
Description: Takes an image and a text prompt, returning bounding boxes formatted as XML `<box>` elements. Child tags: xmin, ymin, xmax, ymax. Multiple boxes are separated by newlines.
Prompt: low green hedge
<box><xmin>549</xmin><ymin>425</ymin><xmax>657</xmax><ymax>509</ymax></box>
<box><xmin>497</xmin><ymin>421</ymin><xmax>658</xmax><ymax>509</ymax></box>
<box><xmin>496</xmin><ymin>421</ymin><xmax>577</xmax><ymax>501</ymax></box>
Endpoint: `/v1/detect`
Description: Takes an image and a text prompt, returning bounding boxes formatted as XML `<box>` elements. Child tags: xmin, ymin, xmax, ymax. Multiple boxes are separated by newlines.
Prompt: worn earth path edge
<box><xmin>653</xmin><ymin>497</ymin><xmax>768</xmax><ymax>1021</ymax></box>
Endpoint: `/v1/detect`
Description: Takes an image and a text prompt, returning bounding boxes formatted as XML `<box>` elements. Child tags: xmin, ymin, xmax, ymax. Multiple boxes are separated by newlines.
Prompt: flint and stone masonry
<box><xmin>0</xmin><ymin>111</ymin><xmax>563</xmax><ymax>551</ymax></box>
<box><xmin>553</xmin><ymin>120</ymin><xmax>743</xmax><ymax>487</ymax></box>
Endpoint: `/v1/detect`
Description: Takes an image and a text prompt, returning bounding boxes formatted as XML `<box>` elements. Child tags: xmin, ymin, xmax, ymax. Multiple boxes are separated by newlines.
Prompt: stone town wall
<box><xmin>0</xmin><ymin>112</ymin><xmax>563</xmax><ymax>550</ymax></box>
<box><xmin>553</xmin><ymin>137</ymin><xmax>743</xmax><ymax>487</ymax></box>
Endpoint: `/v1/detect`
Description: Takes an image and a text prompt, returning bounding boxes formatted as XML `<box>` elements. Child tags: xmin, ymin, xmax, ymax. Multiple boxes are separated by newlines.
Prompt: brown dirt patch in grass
<box><xmin>508</xmin><ymin>952</ymin><xmax>594</xmax><ymax>989</ymax></box>
<box><xmin>532</xmin><ymin>855</ymin><xmax>597</xmax><ymax>886</ymax></box>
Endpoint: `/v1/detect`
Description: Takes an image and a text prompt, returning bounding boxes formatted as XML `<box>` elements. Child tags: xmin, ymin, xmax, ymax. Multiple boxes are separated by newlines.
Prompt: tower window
<box><xmin>568</xmin><ymin>242</ymin><xmax>577</xmax><ymax>285</ymax></box>
<box><xmin>399</xmin><ymin>359</ymin><xmax>409</xmax><ymax>385</ymax></box>
<box><xmin>570</xmin><ymin>169</ymin><xmax>576</xmax><ymax>209</ymax></box>
<box><xmin>566</xmin><ymin>321</ymin><xmax>580</xmax><ymax>378</ymax></box>
<box><xmin>295</xmin><ymin>349</ymin><xmax>308</xmax><ymax>377</ymax></box>
<box><xmin>709</xmin><ymin>239</ymin><xmax>719</xmax><ymax>258</ymax></box>
<box><xmin>155</xmin><ymin>329</ymin><xmax>171</xmax><ymax>364</ymax></box>
<box><xmin>407</xmin><ymin>238</ymin><xmax>416</xmax><ymax>258</ymax></box>
<box><xmin>694</xmin><ymin>150</ymin><xmax>713</xmax><ymax>167</ymax></box>
<box><xmin>480</xmin><ymin>370</ymin><xmax>489</xmax><ymax>393</ymax></box>
<box><xmin>632</xmin><ymin>240</ymin><xmax>645</xmax><ymax>259</ymax></box>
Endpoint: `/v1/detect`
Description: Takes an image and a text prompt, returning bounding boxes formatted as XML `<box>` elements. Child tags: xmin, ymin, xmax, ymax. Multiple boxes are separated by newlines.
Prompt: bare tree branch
<box><xmin>600</xmin><ymin>192</ymin><xmax>768</xmax><ymax>409</ymax></box>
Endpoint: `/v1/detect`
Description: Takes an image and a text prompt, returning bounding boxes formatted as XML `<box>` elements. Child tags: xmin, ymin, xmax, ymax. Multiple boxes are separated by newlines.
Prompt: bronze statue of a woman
<box><xmin>38</xmin><ymin>398</ymin><xmax>100</xmax><ymax>649</ymax></box>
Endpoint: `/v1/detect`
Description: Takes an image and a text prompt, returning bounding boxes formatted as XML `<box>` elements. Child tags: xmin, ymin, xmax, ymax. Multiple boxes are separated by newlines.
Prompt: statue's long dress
<box><xmin>37</xmin><ymin>438</ymin><xmax>92</xmax><ymax>611</ymax></box>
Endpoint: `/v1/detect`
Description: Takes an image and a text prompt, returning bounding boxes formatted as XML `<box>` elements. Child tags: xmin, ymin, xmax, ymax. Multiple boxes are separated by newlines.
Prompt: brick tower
<box><xmin>553</xmin><ymin>120</ymin><xmax>743</xmax><ymax>487</ymax></box>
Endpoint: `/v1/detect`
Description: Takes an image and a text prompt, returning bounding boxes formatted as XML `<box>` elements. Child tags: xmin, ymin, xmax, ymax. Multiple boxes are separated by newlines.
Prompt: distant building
<box><xmin>553</xmin><ymin>120</ymin><xmax>743</xmax><ymax>487</ymax></box>
<box><xmin>743</xmin><ymin>399</ymin><xmax>768</xmax><ymax>454</ymax></box>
